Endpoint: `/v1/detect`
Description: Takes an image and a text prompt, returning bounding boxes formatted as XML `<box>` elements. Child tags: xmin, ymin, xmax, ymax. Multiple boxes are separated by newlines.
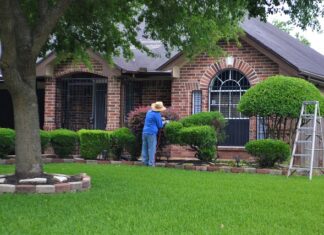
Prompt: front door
<box><xmin>209</xmin><ymin>69</ymin><xmax>250</xmax><ymax>146</ymax></box>
<box><xmin>59</xmin><ymin>77</ymin><xmax>107</xmax><ymax>130</ymax></box>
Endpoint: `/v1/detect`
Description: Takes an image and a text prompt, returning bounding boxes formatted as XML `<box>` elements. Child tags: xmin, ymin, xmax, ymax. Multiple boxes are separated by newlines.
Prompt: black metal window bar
<box><xmin>56</xmin><ymin>77</ymin><xmax>107</xmax><ymax>130</ymax></box>
<box><xmin>209</xmin><ymin>69</ymin><xmax>250</xmax><ymax>118</ymax></box>
<box><xmin>192</xmin><ymin>90</ymin><xmax>202</xmax><ymax>114</ymax></box>
<box><xmin>209</xmin><ymin>69</ymin><xmax>251</xmax><ymax>146</ymax></box>
<box><xmin>257</xmin><ymin>116</ymin><xmax>267</xmax><ymax>139</ymax></box>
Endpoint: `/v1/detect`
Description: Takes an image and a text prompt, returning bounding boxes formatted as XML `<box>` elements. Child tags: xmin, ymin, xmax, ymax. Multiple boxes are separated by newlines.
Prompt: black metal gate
<box><xmin>209</xmin><ymin>69</ymin><xmax>250</xmax><ymax>146</ymax></box>
<box><xmin>57</xmin><ymin>77</ymin><xmax>107</xmax><ymax>130</ymax></box>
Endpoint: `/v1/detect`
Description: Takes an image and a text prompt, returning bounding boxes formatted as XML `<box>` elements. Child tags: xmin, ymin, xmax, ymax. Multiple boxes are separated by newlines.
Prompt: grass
<box><xmin>1</xmin><ymin>164</ymin><xmax>324</xmax><ymax>235</ymax></box>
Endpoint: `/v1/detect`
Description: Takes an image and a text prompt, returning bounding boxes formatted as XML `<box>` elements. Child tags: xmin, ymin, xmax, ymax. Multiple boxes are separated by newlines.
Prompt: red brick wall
<box><xmin>43</xmin><ymin>58</ymin><xmax>122</xmax><ymax>131</ymax></box>
<box><xmin>171</xmin><ymin>40</ymin><xmax>280</xmax><ymax>145</ymax></box>
<box><xmin>172</xmin><ymin>41</ymin><xmax>279</xmax><ymax>118</ymax></box>
<box><xmin>106</xmin><ymin>76</ymin><xmax>121</xmax><ymax>130</ymax></box>
<box><xmin>129</xmin><ymin>80</ymin><xmax>172</xmax><ymax>109</ymax></box>
<box><xmin>43</xmin><ymin>78</ymin><xmax>56</xmax><ymax>130</ymax></box>
<box><xmin>53</xmin><ymin>58</ymin><xmax>105</xmax><ymax>77</ymax></box>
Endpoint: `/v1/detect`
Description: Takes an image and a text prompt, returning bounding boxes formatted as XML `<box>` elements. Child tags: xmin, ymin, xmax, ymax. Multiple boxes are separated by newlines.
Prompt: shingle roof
<box><xmin>241</xmin><ymin>18</ymin><xmax>324</xmax><ymax>78</ymax></box>
<box><xmin>117</xmin><ymin>18</ymin><xmax>324</xmax><ymax>79</ymax></box>
<box><xmin>113</xmin><ymin>40</ymin><xmax>175</xmax><ymax>72</ymax></box>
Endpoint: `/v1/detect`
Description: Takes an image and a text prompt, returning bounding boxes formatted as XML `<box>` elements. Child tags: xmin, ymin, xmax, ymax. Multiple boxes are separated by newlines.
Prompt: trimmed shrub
<box><xmin>245</xmin><ymin>139</ymin><xmax>290</xmax><ymax>168</ymax></box>
<box><xmin>0</xmin><ymin>128</ymin><xmax>15</xmax><ymax>158</ymax></box>
<box><xmin>238</xmin><ymin>75</ymin><xmax>324</xmax><ymax>143</ymax></box>
<box><xmin>110</xmin><ymin>128</ymin><xmax>136</xmax><ymax>160</ymax></box>
<box><xmin>78</xmin><ymin>129</ymin><xmax>110</xmax><ymax>159</ymax></box>
<box><xmin>40</xmin><ymin>130</ymin><xmax>51</xmax><ymax>152</ymax></box>
<box><xmin>50</xmin><ymin>129</ymin><xmax>79</xmax><ymax>158</ymax></box>
<box><xmin>180</xmin><ymin>112</ymin><xmax>226</xmax><ymax>142</ymax></box>
<box><xmin>164</xmin><ymin>121</ymin><xmax>183</xmax><ymax>144</ymax></box>
<box><xmin>179</xmin><ymin>125</ymin><xmax>217</xmax><ymax>162</ymax></box>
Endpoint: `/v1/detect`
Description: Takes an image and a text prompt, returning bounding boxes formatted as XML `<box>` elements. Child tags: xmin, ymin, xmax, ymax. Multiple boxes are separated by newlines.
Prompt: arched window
<box><xmin>209</xmin><ymin>69</ymin><xmax>250</xmax><ymax>119</ymax></box>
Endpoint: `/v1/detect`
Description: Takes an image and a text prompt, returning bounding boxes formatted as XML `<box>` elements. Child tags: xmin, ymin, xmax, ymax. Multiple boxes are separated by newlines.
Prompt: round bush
<box><xmin>0</xmin><ymin>128</ymin><xmax>15</xmax><ymax>158</ymax></box>
<box><xmin>238</xmin><ymin>75</ymin><xmax>324</xmax><ymax>118</ymax></box>
<box><xmin>78</xmin><ymin>129</ymin><xmax>110</xmax><ymax>159</ymax></box>
<box><xmin>40</xmin><ymin>130</ymin><xmax>51</xmax><ymax>152</ymax></box>
<box><xmin>245</xmin><ymin>139</ymin><xmax>290</xmax><ymax>168</ymax></box>
<box><xmin>179</xmin><ymin>125</ymin><xmax>217</xmax><ymax>161</ymax></box>
<box><xmin>110</xmin><ymin>128</ymin><xmax>136</xmax><ymax>160</ymax></box>
<box><xmin>180</xmin><ymin>112</ymin><xmax>226</xmax><ymax>142</ymax></box>
<box><xmin>50</xmin><ymin>129</ymin><xmax>79</xmax><ymax>158</ymax></box>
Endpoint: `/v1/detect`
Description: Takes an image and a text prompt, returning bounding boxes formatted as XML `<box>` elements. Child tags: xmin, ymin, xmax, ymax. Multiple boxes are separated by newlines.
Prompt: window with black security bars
<box><xmin>192</xmin><ymin>90</ymin><xmax>202</xmax><ymax>114</ymax></box>
<box><xmin>209</xmin><ymin>69</ymin><xmax>251</xmax><ymax>146</ymax></box>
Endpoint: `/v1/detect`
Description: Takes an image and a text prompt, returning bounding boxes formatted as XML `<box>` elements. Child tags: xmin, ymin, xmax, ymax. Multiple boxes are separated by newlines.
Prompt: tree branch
<box><xmin>32</xmin><ymin>0</ymin><xmax>76</xmax><ymax>56</ymax></box>
<box><xmin>0</xmin><ymin>0</ymin><xmax>17</xmax><ymax>66</ymax></box>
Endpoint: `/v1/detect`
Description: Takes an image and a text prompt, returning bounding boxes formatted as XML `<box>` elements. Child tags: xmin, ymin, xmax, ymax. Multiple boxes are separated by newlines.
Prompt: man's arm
<box><xmin>156</xmin><ymin>113</ymin><xmax>163</xmax><ymax>129</ymax></box>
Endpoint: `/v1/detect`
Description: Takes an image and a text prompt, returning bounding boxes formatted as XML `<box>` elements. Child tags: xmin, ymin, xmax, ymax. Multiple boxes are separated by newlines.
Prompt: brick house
<box><xmin>1</xmin><ymin>18</ymin><xmax>324</xmax><ymax>159</ymax></box>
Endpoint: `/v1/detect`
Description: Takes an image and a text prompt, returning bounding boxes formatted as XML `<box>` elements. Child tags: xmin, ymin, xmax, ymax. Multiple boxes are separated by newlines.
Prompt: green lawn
<box><xmin>1</xmin><ymin>164</ymin><xmax>324</xmax><ymax>235</ymax></box>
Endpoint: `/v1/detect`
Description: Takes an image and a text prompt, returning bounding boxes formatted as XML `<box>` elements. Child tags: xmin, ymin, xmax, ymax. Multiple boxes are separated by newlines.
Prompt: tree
<box><xmin>238</xmin><ymin>76</ymin><xmax>324</xmax><ymax>144</ymax></box>
<box><xmin>0</xmin><ymin>0</ymin><xmax>323</xmax><ymax>178</ymax></box>
<box><xmin>272</xmin><ymin>19</ymin><xmax>311</xmax><ymax>46</ymax></box>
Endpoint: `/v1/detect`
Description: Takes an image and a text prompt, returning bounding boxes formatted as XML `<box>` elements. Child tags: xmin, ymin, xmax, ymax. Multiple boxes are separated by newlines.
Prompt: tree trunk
<box><xmin>5</xmin><ymin>67</ymin><xmax>43</xmax><ymax>179</ymax></box>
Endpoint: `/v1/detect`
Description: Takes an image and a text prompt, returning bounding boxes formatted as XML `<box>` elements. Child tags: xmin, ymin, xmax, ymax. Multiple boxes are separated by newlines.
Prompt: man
<box><xmin>142</xmin><ymin>101</ymin><xmax>166</xmax><ymax>166</ymax></box>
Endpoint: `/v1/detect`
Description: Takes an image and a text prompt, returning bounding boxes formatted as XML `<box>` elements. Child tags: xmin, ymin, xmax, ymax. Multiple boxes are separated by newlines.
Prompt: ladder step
<box><xmin>304</xmin><ymin>148</ymin><xmax>324</xmax><ymax>151</ymax></box>
<box><xmin>289</xmin><ymin>167</ymin><xmax>310</xmax><ymax>171</ymax></box>
<box><xmin>293</xmin><ymin>154</ymin><xmax>312</xmax><ymax>157</ymax></box>
<box><xmin>296</xmin><ymin>140</ymin><xmax>312</xmax><ymax>144</ymax></box>
<box><xmin>303</xmin><ymin>101</ymin><xmax>318</xmax><ymax>105</ymax></box>
<box><xmin>298</xmin><ymin>127</ymin><xmax>313</xmax><ymax>131</ymax></box>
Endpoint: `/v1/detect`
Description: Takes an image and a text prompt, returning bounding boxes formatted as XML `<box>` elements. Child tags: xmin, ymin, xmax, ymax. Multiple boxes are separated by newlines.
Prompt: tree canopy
<box><xmin>3</xmin><ymin>0</ymin><xmax>323</xmax><ymax>63</ymax></box>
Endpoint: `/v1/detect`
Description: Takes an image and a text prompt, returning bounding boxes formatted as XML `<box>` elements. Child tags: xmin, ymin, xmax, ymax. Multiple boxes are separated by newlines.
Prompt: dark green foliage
<box><xmin>245</xmin><ymin>139</ymin><xmax>290</xmax><ymax>168</ymax></box>
<box><xmin>238</xmin><ymin>76</ymin><xmax>324</xmax><ymax>143</ymax></box>
<box><xmin>40</xmin><ymin>130</ymin><xmax>51</xmax><ymax>152</ymax></box>
<box><xmin>78</xmin><ymin>130</ymin><xmax>110</xmax><ymax>160</ymax></box>
<box><xmin>50</xmin><ymin>129</ymin><xmax>79</xmax><ymax>158</ymax></box>
<box><xmin>35</xmin><ymin>0</ymin><xmax>322</xmax><ymax>61</ymax></box>
<box><xmin>238</xmin><ymin>76</ymin><xmax>324</xmax><ymax>118</ymax></box>
<box><xmin>165</xmin><ymin>112</ymin><xmax>224</xmax><ymax>161</ymax></box>
<box><xmin>180</xmin><ymin>111</ymin><xmax>226</xmax><ymax>142</ymax></box>
<box><xmin>164</xmin><ymin>121</ymin><xmax>183</xmax><ymax>144</ymax></box>
<box><xmin>0</xmin><ymin>128</ymin><xmax>15</xmax><ymax>158</ymax></box>
<box><xmin>179</xmin><ymin>126</ymin><xmax>217</xmax><ymax>162</ymax></box>
<box><xmin>110</xmin><ymin>128</ymin><xmax>136</xmax><ymax>160</ymax></box>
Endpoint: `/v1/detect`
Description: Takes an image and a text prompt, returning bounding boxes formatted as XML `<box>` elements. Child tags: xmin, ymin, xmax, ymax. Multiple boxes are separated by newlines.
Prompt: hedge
<box><xmin>40</xmin><ymin>130</ymin><xmax>51</xmax><ymax>152</ymax></box>
<box><xmin>245</xmin><ymin>139</ymin><xmax>290</xmax><ymax>168</ymax></box>
<box><xmin>78</xmin><ymin>129</ymin><xmax>111</xmax><ymax>159</ymax></box>
<box><xmin>50</xmin><ymin>129</ymin><xmax>79</xmax><ymax>158</ymax></box>
<box><xmin>179</xmin><ymin>125</ymin><xmax>217</xmax><ymax>162</ymax></box>
<box><xmin>110</xmin><ymin>128</ymin><xmax>136</xmax><ymax>160</ymax></box>
<box><xmin>0</xmin><ymin>128</ymin><xmax>15</xmax><ymax>158</ymax></box>
<box><xmin>164</xmin><ymin>121</ymin><xmax>183</xmax><ymax>145</ymax></box>
<box><xmin>180</xmin><ymin>111</ymin><xmax>226</xmax><ymax>142</ymax></box>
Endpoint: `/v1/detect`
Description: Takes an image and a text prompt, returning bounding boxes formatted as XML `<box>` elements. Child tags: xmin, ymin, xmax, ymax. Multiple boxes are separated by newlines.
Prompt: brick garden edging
<box><xmin>0</xmin><ymin>173</ymin><xmax>91</xmax><ymax>194</ymax></box>
<box><xmin>1</xmin><ymin>158</ymin><xmax>323</xmax><ymax>183</ymax></box>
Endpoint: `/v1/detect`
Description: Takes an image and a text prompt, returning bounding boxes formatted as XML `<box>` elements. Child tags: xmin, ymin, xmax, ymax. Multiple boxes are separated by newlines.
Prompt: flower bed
<box><xmin>0</xmin><ymin>173</ymin><xmax>91</xmax><ymax>194</ymax></box>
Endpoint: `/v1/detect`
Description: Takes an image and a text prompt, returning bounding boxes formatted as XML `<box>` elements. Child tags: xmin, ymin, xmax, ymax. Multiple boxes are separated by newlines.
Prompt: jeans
<box><xmin>141</xmin><ymin>133</ymin><xmax>157</xmax><ymax>166</ymax></box>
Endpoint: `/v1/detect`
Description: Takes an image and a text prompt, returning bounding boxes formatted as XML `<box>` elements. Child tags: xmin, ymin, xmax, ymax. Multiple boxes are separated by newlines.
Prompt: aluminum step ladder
<box><xmin>288</xmin><ymin>101</ymin><xmax>324</xmax><ymax>180</ymax></box>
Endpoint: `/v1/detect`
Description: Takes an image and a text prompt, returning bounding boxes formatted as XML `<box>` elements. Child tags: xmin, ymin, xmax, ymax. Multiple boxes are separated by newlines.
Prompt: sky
<box><xmin>268</xmin><ymin>14</ymin><xmax>324</xmax><ymax>55</ymax></box>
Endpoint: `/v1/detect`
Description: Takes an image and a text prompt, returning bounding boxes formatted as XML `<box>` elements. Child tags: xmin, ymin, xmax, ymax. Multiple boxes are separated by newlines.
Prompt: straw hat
<box><xmin>151</xmin><ymin>101</ymin><xmax>166</xmax><ymax>112</ymax></box>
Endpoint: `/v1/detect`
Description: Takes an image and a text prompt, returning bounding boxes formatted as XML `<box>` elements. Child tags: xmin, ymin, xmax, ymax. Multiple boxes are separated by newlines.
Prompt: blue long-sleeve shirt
<box><xmin>143</xmin><ymin>110</ymin><xmax>163</xmax><ymax>135</ymax></box>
